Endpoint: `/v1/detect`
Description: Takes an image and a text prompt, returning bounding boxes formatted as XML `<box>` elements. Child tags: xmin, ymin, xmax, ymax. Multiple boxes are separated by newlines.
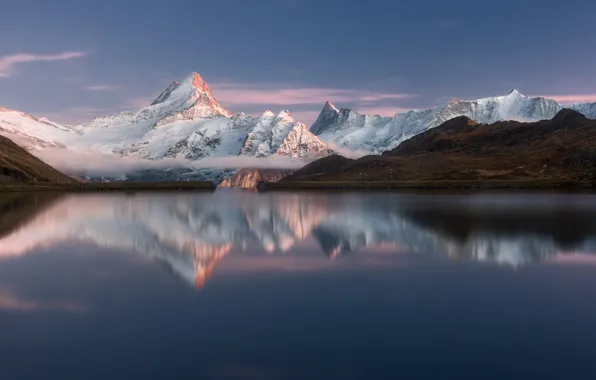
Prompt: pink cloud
<box><xmin>356</xmin><ymin>106</ymin><xmax>412</xmax><ymax>116</ymax></box>
<box><xmin>0</xmin><ymin>289</ymin><xmax>87</xmax><ymax>313</ymax></box>
<box><xmin>85</xmin><ymin>84</ymin><xmax>120</xmax><ymax>91</ymax></box>
<box><xmin>210</xmin><ymin>82</ymin><xmax>417</xmax><ymax>106</ymax></box>
<box><xmin>0</xmin><ymin>51</ymin><xmax>87</xmax><ymax>77</ymax></box>
<box><xmin>533</xmin><ymin>94</ymin><xmax>596</xmax><ymax>104</ymax></box>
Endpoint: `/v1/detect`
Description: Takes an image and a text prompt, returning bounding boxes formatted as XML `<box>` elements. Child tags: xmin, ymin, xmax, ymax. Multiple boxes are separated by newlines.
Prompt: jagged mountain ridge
<box><xmin>72</xmin><ymin>73</ymin><xmax>334</xmax><ymax>161</ymax></box>
<box><xmin>0</xmin><ymin>73</ymin><xmax>333</xmax><ymax>164</ymax></box>
<box><xmin>3</xmin><ymin>75</ymin><xmax>596</xmax><ymax>178</ymax></box>
<box><xmin>312</xmin><ymin>89</ymin><xmax>596</xmax><ymax>153</ymax></box>
<box><xmin>287</xmin><ymin>109</ymin><xmax>596</xmax><ymax>182</ymax></box>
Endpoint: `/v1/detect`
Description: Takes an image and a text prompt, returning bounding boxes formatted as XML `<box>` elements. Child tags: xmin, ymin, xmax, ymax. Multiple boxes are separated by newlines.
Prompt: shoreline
<box><xmin>0</xmin><ymin>181</ymin><xmax>216</xmax><ymax>193</ymax></box>
<box><xmin>257</xmin><ymin>180</ymin><xmax>596</xmax><ymax>192</ymax></box>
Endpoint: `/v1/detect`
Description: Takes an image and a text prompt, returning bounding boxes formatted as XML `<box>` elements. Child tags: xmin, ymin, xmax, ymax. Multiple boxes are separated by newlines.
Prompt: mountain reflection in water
<box><xmin>2</xmin><ymin>191</ymin><xmax>596</xmax><ymax>288</ymax></box>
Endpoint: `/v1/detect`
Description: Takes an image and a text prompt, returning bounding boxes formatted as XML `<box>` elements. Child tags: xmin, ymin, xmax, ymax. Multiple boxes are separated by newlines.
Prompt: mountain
<box><xmin>286</xmin><ymin>109</ymin><xmax>596</xmax><ymax>182</ymax></box>
<box><xmin>0</xmin><ymin>73</ymin><xmax>333</xmax><ymax>166</ymax></box>
<box><xmin>218</xmin><ymin>168</ymin><xmax>294</xmax><ymax>188</ymax></box>
<box><xmin>0</xmin><ymin>134</ymin><xmax>77</xmax><ymax>185</ymax></box>
<box><xmin>311</xmin><ymin>90</ymin><xmax>596</xmax><ymax>153</ymax></box>
<box><xmin>0</xmin><ymin>106</ymin><xmax>73</xmax><ymax>150</ymax></box>
<box><xmin>0</xmin><ymin>73</ymin><xmax>333</xmax><ymax>184</ymax></box>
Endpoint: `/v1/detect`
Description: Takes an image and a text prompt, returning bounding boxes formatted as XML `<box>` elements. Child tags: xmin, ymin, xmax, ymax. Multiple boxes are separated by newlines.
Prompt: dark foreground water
<box><xmin>1</xmin><ymin>190</ymin><xmax>596</xmax><ymax>379</ymax></box>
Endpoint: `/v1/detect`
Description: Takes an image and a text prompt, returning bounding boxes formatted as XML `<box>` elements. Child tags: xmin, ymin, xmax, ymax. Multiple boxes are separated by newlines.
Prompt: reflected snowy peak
<box><xmin>1</xmin><ymin>192</ymin><xmax>596</xmax><ymax>288</ymax></box>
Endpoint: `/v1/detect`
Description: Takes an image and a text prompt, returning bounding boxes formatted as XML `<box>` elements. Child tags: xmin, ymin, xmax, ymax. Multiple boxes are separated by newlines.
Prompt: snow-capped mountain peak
<box><xmin>153</xmin><ymin>72</ymin><xmax>233</xmax><ymax>124</ymax></box>
<box><xmin>311</xmin><ymin>89</ymin><xmax>596</xmax><ymax>153</ymax></box>
<box><xmin>310</xmin><ymin>100</ymin><xmax>342</xmax><ymax>135</ymax></box>
<box><xmin>278</xmin><ymin>109</ymin><xmax>293</xmax><ymax>118</ymax></box>
<box><xmin>240</xmin><ymin>110</ymin><xmax>333</xmax><ymax>158</ymax></box>
<box><xmin>152</xmin><ymin>72</ymin><xmax>215</xmax><ymax>105</ymax></box>
<box><xmin>323</xmin><ymin>100</ymin><xmax>339</xmax><ymax>113</ymax></box>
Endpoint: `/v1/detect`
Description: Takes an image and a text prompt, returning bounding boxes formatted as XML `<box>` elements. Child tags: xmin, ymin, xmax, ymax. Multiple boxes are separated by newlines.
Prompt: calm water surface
<box><xmin>1</xmin><ymin>190</ymin><xmax>596</xmax><ymax>379</ymax></box>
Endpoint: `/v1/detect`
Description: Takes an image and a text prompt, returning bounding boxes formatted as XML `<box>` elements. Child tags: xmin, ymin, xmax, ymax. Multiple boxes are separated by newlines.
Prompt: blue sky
<box><xmin>0</xmin><ymin>0</ymin><xmax>595</xmax><ymax>125</ymax></box>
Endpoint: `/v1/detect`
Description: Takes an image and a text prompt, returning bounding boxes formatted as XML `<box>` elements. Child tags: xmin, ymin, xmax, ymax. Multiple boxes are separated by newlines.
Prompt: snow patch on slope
<box><xmin>0</xmin><ymin>107</ymin><xmax>74</xmax><ymax>150</ymax></box>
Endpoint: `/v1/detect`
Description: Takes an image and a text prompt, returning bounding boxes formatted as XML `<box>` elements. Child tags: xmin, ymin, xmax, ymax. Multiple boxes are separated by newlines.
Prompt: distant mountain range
<box><xmin>1</xmin><ymin>72</ymin><xmax>596</xmax><ymax>182</ymax></box>
<box><xmin>310</xmin><ymin>89</ymin><xmax>596</xmax><ymax>153</ymax></box>
<box><xmin>286</xmin><ymin>109</ymin><xmax>596</xmax><ymax>183</ymax></box>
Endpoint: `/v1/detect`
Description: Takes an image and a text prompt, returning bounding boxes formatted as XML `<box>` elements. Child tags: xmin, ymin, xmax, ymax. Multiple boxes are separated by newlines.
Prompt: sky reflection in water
<box><xmin>1</xmin><ymin>191</ymin><xmax>596</xmax><ymax>379</ymax></box>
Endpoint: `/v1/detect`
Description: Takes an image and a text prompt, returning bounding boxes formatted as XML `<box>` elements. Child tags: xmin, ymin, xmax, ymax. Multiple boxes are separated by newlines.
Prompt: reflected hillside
<box><xmin>0</xmin><ymin>192</ymin><xmax>64</xmax><ymax>239</ymax></box>
<box><xmin>397</xmin><ymin>196</ymin><xmax>596</xmax><ymax>266</ymax></box>
<box><xmin>1</xmin><ymin>192</ymin><xmax>596</xmax><ymax>287</ymax></box>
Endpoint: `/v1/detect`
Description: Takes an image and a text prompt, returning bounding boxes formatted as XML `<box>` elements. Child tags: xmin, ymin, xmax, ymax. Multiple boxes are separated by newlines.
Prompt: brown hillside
<box><xmin>0</xmin><ymin>134</ymin><xmax>77</xmax><ymax>184</ymax></box>
<box><xmin>285</xmin><ymin>109</ymin><xmax>596</xmax><ymax>183</ymax></box>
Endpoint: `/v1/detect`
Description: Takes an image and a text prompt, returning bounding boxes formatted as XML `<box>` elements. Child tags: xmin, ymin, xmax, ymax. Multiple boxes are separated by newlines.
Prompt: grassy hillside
<box><xmin>0</xmin><ymin>134</ymin><xmax>77</xmax><ymax>185</ymax></box>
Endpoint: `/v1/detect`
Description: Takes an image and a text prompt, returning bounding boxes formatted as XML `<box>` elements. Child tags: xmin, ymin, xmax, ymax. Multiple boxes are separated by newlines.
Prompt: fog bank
<box><xmin>35</xmin><ymin>148</ymin><xmax>315</xmax><ymax>177</ymax></box>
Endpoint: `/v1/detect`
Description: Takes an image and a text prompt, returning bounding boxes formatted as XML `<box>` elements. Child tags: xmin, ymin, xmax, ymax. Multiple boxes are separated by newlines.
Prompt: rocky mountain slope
<box><xmin>312</xmin><ymin>90</ymin><xmax>596</xmax><ymax>153</ymax></box>
<box><xmin>218</xmin><ymin>168</ymin><xmax>294</xmax><ymax>188</ymax></box>
<box><xmin>286</xmin><ymin>109</ymin><xmax>596</xmax><ymax>183</ymax></box>
<box><xmin>0</xmin><ymin>134</ymin><xmax>77</xmax><ymax>185</ymax></box>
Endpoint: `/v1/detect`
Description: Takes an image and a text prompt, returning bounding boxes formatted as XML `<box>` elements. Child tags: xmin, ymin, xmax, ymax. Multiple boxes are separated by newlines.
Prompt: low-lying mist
<box><xmin>35</xmin><ymin>148</ymin><xmax>317</xmax><ymax>178</ymax></box>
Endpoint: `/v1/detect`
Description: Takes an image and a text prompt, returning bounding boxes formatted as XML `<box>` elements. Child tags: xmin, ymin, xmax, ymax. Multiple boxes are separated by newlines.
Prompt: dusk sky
<box><xmin>1</xmin><ymin>0</ymin><xmax>595</xmax><ymax>125</ymax></box>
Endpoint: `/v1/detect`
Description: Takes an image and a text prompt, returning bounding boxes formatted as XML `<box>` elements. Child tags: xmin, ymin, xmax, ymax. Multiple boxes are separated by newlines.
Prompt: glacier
<box><xmin>311</xmin><ymin>89</ymin><xmax>596</xmax><ymax>153</ymax></box>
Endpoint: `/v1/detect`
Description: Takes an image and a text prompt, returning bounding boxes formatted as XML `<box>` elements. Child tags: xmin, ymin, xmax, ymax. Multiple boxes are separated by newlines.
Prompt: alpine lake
<box><xmin>1</xmin><ymin>189</ymin><xmax>596</xmax><ymax>379</ymax></box>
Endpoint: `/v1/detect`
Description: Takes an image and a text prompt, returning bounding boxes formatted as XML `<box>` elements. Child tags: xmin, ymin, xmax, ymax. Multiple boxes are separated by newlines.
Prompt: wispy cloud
<box><xmin>48</xmin><ymin>79</ymin><xmax>417</xmax><ymax>127</ymax></box>
<box><xmin>534</xmin><ymin>94</ymin><xmax>596</xmax><ymax>104</ymax></box>
<box><xmin>0</xmin><ymin>289</ymin><xmax>87</xmax><ymax>313</ymax></box>
<box><xmin>0</xmin><ymin>51</ymin><xmax>87</xmax><ymax>78</ymax></box>
<box><xmin>35</xmin><ymin>148</ymin><xmax>314</xmax><ymax>178</ymax></box>
<box><xmin>85</xmin><ymin>84</ymin><xmax>120</xmax><ymax>91</ymax></box>
<box><xmin>356</xmin><ymin>106</ymin><xmax>412</xmax><ymax>116</ymax></box>
<box><xmin>207</xmin><ymin>82</ymin><xmax>417</xmax><ymax>124</ymax></box>
<box><xmin>211</xmin><ymin>82</ymin><xmax>417</xmax><ymax>107</ymax></box>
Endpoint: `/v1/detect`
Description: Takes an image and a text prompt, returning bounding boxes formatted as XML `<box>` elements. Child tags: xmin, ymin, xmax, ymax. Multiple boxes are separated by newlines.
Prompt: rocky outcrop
<box><xmin>218</xmin><ymin>168</ymin><xmax>294</xmax><ymax>188</ymax></box>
